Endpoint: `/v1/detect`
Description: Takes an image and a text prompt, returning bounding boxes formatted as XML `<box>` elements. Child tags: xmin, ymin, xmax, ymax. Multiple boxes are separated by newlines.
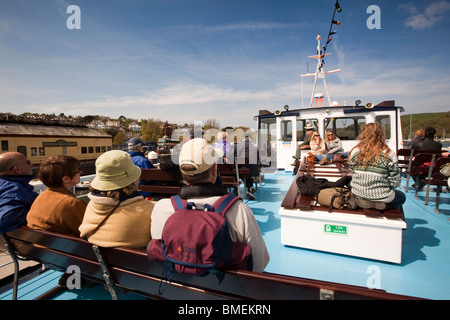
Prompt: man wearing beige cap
<box><xmin>150</xmin><ymin>138</ymin><xmax>270</xmax><ymax>272</ymax></box>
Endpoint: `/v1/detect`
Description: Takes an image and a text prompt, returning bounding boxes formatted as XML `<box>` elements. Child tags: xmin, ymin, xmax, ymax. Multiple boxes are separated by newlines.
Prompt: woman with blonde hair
<box><xmin>316</xmin><ymin>131</ymin><xmax>346</xmax><ymax>164</ymax></box>
<box><xmin>348</xmin><ymin>123</ymin><xmax>405</xmax><ymax>210</ymax></box>
<box><xmin>309</xmin><ymin>132</ymin><xmax>327</xmax><ymax>162</ymax></box>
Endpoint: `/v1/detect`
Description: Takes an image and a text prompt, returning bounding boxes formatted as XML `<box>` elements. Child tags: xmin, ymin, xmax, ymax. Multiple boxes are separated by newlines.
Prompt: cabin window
<box><xmin>39</xmin><ymin>148</ymin><xmax>45</xmax><ymax>156</ymax></box>
<box><xmin>376</xmin><ymin>115</ymin><xmax>391</xmax><ymax>139</ymax></box>
<box><xmin>31</xmin><ymin>147</ymin><xmax>37</xmax><ymax>157</ymax></box>
<box><xmin>281</xmin><ymin>120</ymin><xmax>293</xmax><ymax>141</ymax></box>
<box><xmin>95</xmin><ymin>146</ymin><xmax>100</xmax><ymax>153</ymax></box>
<box><xmin>88</xmin><ymin>147</ymin><xmax>94</xmax><ymax>153</ymax></box>
<box><xmin>324</xmin><ymin>117</ymin><xmax>365</xmax><ymax>140</ymax></box>
<box><xmin>81</xmin><ymin>147</ymin><xmax>88</xmax><ymax>154</ymax></box>
<box><xmin>259</xmin><ymin>118</ymin><xmax>276</xmax><ymax>159</ymax></box>
<box><xmin>296</xmin><ymin>119</ymin><xmax>318</xmax><ymax>141</ymax></box>
<box><xmin>1</xmin><ymin>140</ymin><xmax>8</xmax><ymax>151</ymax></box>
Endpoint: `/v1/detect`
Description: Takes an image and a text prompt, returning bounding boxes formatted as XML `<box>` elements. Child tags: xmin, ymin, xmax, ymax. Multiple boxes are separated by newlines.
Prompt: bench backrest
<box><xmin>429</xmin><ymin>157</ymin><xmax>450</xmax><ymax>183</ymax></box>
<box><xmin>139</xmin><ymin>168</ymin><xmax>182</xmax><ymax>196</ymax></box>
<box><xmin>398</xmin><ymin>148</ymin><xmax>442</xmax><ymax>166</ymax></box>
<box><xmin>409</xmin><ymin>153</ymin><xmax>442</xmax><ymax>176</ymax></box>
<box><xmin>3</xmin><ymin>226</ymin><xmax>417</xmax><ymax>300</ymax></box>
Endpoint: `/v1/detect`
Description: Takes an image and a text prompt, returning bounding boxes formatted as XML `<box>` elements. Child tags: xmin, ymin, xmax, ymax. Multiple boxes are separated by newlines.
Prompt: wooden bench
<box><xmin>422</xmin><ymin>156</ymin><xmax>450</xmax><ymax>213</ymax></box>
<box><xmin>139</xmin><ymin>168</ymin><xmax>183</xmax><ymax>199</ymax></box>
<box><xmin>1</xmin><ymin>226</ymin><xmax>418</xmax><ymax>300</ymax></box>
<box><xmin>404</xmin><ymin>152</ymin><xmax>444</xmax><ymax>198</ymax></box>
<box><xmin>280</xmin><ymin>159</ymin><xmax>406</xmax><ymax>263</ymax></box>
<box><xmin>281</xmin><ymin>158</ymin><xmax>404</xmax><ymax>220</ymax></box>
<box><xmin>218</xmin><ymin>163</ymin><xmax>251</xmax><ymax>196</ymax></box>
<box><xmin>401</xmin><ymin>149</ymin><xmax>443</xmax><ymax>192</ymax></box>
<box><xmin>139</xmin><ymin>166</ymin><xmax>252</xmax><ymax>199</ymax></box>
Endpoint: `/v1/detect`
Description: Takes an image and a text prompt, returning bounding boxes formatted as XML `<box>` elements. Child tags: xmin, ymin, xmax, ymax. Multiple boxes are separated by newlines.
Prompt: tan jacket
<box><xmin>79</xmin><ymin>193</ymin><xmax>154</xmax><ymax>249</ymax></box>
<box><xmin>27</xmin><ymin>187</ymin><xmax>86</xmax><ymax>237</ymax></box>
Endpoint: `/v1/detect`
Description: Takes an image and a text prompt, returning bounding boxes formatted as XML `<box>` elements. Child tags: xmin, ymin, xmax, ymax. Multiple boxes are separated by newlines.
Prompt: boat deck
<box><xmin>253</xmin><ymin>169</ymin><xmax>449</xmax><ymax>300</ymax></box>
<box><xmin>1</xmin><ymin>169</ymin><xmax>449</xmax><ymax>300</ymax></box>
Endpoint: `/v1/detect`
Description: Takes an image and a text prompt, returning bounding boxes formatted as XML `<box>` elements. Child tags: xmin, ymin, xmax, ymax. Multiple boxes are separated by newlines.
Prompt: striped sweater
<box><xmin>348</xmin><ymin>148</ymin><xmax>401</xmax><ymax>201</ymax></box>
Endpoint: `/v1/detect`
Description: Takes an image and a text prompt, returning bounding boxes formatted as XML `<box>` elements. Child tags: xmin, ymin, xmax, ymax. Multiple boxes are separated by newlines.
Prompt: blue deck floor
<box><xmin>250</xmin><ymin>170</ymin><xmax>450</xmax><ymax>300</ymax></box>
<box><xmin>1</xmin><ymin>170</ymin><xmax>449</xmax><ymax>300</ymax></box>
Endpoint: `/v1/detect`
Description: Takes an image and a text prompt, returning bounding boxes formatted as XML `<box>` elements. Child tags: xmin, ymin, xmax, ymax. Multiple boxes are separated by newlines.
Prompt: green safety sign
<box><xmin>324</xmin><ymin>224</ymin><xmax>347</xmax><ymax>235</ymax></box>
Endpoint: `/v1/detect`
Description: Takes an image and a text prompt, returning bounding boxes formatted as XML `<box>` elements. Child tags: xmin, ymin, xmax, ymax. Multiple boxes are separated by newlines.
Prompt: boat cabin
<box><xmin>255</xmin><ymin>100</ymin><xmax>404</xmax><ymax>171</ymax></box>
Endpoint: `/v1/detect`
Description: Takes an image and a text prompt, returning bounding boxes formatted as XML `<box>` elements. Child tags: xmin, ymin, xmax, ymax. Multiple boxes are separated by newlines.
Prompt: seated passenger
<box><xmin>27</xmin><ymin>156</ymin><xmax>86</xmax><ymax>237</ymax></box>
<box><xmin>147</xmin><ymin>151</ymin><xmax>159</xmax><ymax>167</ymax></box>
<box><xmin>316</xmin><ymin>131</ymin><xmax>347</xmax><ymax>165</ymax></box>
<box><xmin>214</xmin><ymin>131</ymin><xmax>233</xmax><ymax>163</ymax></box>
<box><xmin>411</xmin><ymin>127</ymin><xmax>442</xmax><ymax>150</ymax></box>
<box><xmin>79</xmin><ymin>150</ymin><xmax>153</xmax><ymax>249</ymax></box>
<box><xmin>151</xmin><ymin>138</ymin><xmax>270</xmax><ymax>272</ymax></box>
<box><xmin>128</xmin><ymin>137</ymin><xmax>155</xmax><ymax>197</ymax></box>
<box><xmin>236</xmin><ymin>134</ymin><xmax>260</xmax><ymax>200</ymax></box>
<box><xmin>348</xmin><ymin>123</ymin><xmax>406</xmax><ymax>210</ymax></box>
<box><xmin>291</xmin><ymin>123</ymin><xmax>314</xmax><ymax>168</ymax></box>
<box><xmin>0</xmin><ymin>152</ymin><xmax>38</xmax><ymax>233</ymax></box>
<box><xmin>411</xmin><ymin>127</ymin><xmax>442</xmax><ymax>190</ymax></box>
<box><xmin>309</xmin><ymin>132</ymin><xmax>326</xmax><ymax>162</ymax></box>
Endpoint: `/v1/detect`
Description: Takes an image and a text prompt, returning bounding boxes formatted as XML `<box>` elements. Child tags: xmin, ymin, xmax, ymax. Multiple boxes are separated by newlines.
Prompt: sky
<box><xmin>1</xmin><ymin>0</ymin><xmax>450</xmax><ymax>129</ymax></box>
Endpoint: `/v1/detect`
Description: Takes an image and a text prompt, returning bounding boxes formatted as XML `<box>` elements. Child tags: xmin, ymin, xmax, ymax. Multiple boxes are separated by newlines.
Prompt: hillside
<box><xmin>401</xmin><ymin>111</ymin><xmax>450</xmax><ymax>140</ymax></box>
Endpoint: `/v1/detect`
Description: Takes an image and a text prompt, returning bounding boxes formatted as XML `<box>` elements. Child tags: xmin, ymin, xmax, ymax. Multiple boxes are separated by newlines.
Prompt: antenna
<box><xmin>300</xmin><ymin>0</ymin><xmax>342</xmax><ymax>108</ymax></box>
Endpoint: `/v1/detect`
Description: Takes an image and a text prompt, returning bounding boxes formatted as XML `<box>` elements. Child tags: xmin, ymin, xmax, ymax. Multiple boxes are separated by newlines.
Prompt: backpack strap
<box><xmin>171</xmin><ymin>195</ymin><xmax>215</xmax><ymax>212</ymax></box>
<box><xmin>213</xmin><ymin>194</ymin><xmax>241</xmax><ymax>217</ymax></box>
<box><xmin>171</xmin><ymin>195</ymin><xmax>187</xmax><ymax>210</ymax></box>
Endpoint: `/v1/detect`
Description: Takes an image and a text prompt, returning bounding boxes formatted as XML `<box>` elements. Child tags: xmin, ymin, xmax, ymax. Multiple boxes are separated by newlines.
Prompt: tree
<box><xmin>141</xmin><ymin>118</ymin><xmax>163</xmax><ymax>142</ymax></box>
<box><xmin>204</xmin><ymin>118</ymin><xmax>220</xmax><ymax>130</ymax></box>
<box><xmin>113</xmin><ymin>130</ymin><xmax>126</xmax><ymax>144</ymax></box>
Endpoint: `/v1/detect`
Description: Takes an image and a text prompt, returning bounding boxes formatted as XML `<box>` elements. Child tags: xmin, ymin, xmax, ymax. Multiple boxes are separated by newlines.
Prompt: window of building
<box><xmin>1</xmin><ymin>140</ymin><xmax>9</xmax><ymax>151</ymax></box>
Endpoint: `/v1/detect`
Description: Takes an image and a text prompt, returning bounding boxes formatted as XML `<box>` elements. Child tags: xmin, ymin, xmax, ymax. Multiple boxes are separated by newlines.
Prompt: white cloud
<box><xmin>400</xmin><ymin>1</ymin><xmax>450</xmax><ymax>29</ymax></box>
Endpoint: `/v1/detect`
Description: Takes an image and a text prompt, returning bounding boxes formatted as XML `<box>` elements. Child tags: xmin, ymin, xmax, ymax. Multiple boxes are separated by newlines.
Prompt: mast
<box><xmin>300</xmin><ymin>0</ymin><xmax>342</xmax><ymax>108</ymax></box>
<box><xmin>301</xmin><ymin>34</ymin><xmax>340</xmax><ymax>107</ymax></box>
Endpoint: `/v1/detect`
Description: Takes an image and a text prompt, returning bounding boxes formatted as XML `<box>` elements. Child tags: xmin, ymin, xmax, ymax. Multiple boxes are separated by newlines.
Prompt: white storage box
<box><xmin>280</xmin><ymin>207</ymin><xmax>407</xmax><ymax>263</ymax></box>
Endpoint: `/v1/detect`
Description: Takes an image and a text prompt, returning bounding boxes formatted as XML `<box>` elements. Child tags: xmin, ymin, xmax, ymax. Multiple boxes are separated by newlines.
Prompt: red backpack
<box><xmin>147</xmin><ymin>194</ymin><xmax>253</xmax><ymax>292</ymax></box>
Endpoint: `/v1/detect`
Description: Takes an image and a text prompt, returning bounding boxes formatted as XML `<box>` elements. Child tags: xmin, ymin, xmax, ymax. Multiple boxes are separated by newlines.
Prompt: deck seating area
<box><xmin>138</xmin><ymin>164</ymin><xmax>252</xmax><ymax>199</ymax></box>
<box><xmin>281</xmin><ymin>158</ymin><xmax>404</xmax><ymax>220</ymax></box>
<box><xmin>0</xmin><ymin>157</ymin><xmax>421</xmax><ymax>300</ymax></box>
<box><xmin>4</xmin><ymin>149</ymin><xmax>449</xmax><ymax>300</ymax></box>
<box><xmin>0</xmin><ymin>226</ymin><xmax>415</xmax><ymax>300</ymax></box>
<box><xmin>398</xmin><ymin>148</ymin><xmax>449</xmax><ymax>213</ymax></box>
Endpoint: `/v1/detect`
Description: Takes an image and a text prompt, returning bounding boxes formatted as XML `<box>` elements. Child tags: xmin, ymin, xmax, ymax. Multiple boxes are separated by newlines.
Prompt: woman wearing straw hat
<box><xmin>79</xmin><ymin>150</ymin><xmax>154</xmax><ymax>249</ymax></box>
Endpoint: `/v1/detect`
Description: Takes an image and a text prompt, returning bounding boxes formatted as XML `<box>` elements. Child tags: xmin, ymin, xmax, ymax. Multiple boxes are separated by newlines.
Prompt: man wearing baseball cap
<box><xmin>128</xmin><ymin>137</ymin><xmax>155</xmax><ymax>197</ymax></box>
<box><xmin>150</xmin><ymin>138</ymin><xmax>270</xmax><ymax>272</ymax></box>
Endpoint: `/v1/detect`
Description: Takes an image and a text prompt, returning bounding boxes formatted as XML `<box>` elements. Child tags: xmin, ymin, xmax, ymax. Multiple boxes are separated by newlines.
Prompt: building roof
<box><xmin>0</xmin><ymin>122</ymin><xmax>112</xmax><ymax>138</ymax></box>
